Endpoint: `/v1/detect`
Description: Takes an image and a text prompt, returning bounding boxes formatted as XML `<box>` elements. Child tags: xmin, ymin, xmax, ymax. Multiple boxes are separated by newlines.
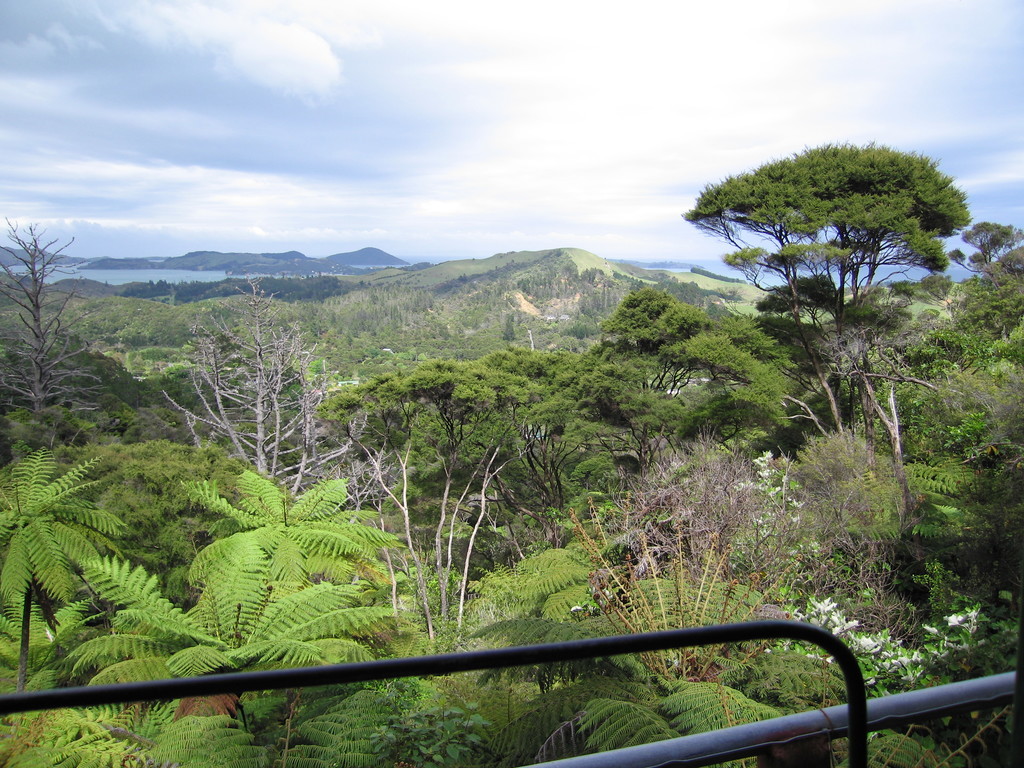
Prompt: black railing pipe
<box><xmin>0</xmin><ymin>621</ymin><xmax>866</xmax><ymax>768</ymax></box>
<box><xmin>520</xmin><ymin>671</ymin><xmax>1015</xmax><ymax>768</ymax></box>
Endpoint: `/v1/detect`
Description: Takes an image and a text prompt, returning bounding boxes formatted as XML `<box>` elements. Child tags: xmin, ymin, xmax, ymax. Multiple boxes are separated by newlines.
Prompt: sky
<box><xmin>1</xmin><ymin>0</ymin><xmax>1023</xmax><ymax>266</ymax></box>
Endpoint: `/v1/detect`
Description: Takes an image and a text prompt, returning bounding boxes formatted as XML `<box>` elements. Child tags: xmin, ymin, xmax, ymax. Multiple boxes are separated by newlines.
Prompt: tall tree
<box><xmin>685</xmin><ymin>144</ymin><xmax>970</xmax><ymax>523</ymax></box>
<box><xmin>0</xmin><ymin>450</ymin><xmax>122</xmax><ymax>690</ymax></box>
<box><xmin>0</xmin><ymin>222</ymin><xmax>91</xmax><ymax>413</ymax></box>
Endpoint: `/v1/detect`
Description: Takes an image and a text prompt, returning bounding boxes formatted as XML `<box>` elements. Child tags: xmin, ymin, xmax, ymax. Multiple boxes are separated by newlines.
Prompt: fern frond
<box><xmin>233</xmin><ymin>471</ymin><xmax>286</xmax><ymax>523</ymax></box>
<box><xmin>183</xmin><ymin>479</ymin><xmax>263</xmax><ymax>530</ymax></box>
<box><xmin>264</xmin><ymin>530</ymin><xmax>308</xmax><ymax>586</ymax></box>
<box><xmin>229</xmin><ymin>638</ymin><xmax>326</xmax><ymax>669</ymax></box>
<box><xmin>82</xmin><ymin>558</ymin><xmax>208</xmax><ymax>643</ymax></box>
<box><xmin>69</xmin><ymin>635</ymin><xmax>176</xmax><ymax>677</ymax></box>
<box><xmin>87</xmin><ymin>658</ymin><xmax>172</xmax><ymax>685</ymax></box>
<box><xmin>308</xmin><ymin>638</ymin><xmax>375</xmax><ymax>664</ymax></box>
<box><xmin>187</xmin><ymin>537</ymin><xmax>270</xmax><ymax>642</ymax></box>
<box><xmin>288</xmin><ymin>478</ymin><xmax>349</xmax><ymax>522</ymax></box>
<box><xmin>166</xmin><ymin>645</ymin><xmax>235</xmax><ymax>677</ymax></box>
<box><xmin>288</xmin><ymin>605</ymin><xmax>393</xmax><ymax>642</ymax></box>
<box><xmin>868</xmin><ymin>730</ymin><xmax>940</xmax><ymax>768</ymax></box>
<box><xmin>151</xmin><ymin>714</ymin><xmax>267</xmax><ymax>768</ymax></box>
<box><xmin>0</xmin><ymin>707</ymin><xmax>153</xmax><ymax>768</ymax></box>
<box><xmin>292</xmin><ymin>689</ymin><xmax>392</xmax><ymax>768</ymax></box>
<box><xmin>542</xmin><ymin>584</ymin><xmax>593</xmax><ymax>620</ymax></box>
<box><xmin>661</xmin><ymin>681</ymin><xmax>779</xmax><ymax>734</ymax></box>
<box><xmin>720</xmin><ymin>650</ymin><xmax>845</xmax><ymax>713</ymax></box>
<box><xmin>906</xmin><ymin>461</ymin><xmax>972</xmax><ymax>499</ymax></box>
<box><xmin>23</xmin><ymin>522</ymin><xmax>75</xmax><ymax>602</ymax></box>
<box><xmin>489</xmin><ymin>677</ymin><xmax>647</xmax><ymax>767</ymax></box>
<box><xmin>246</xmin><ymin>582</ymin><xmax>369</xmax><ymax>639</ymax></box>
<box><xmin>291</xmin><ymin>523</ymin><xmax>398</xmax><ymax>562</ymax></box>
<box><xmin>579</xmin><ymin>697</ymin><xmax>678</xmax><ymax>753</ymax></box>
<box><xmin>0</xmin><ymin>530</ymin><xmax>35</xmax><ymax>602</ymax></box>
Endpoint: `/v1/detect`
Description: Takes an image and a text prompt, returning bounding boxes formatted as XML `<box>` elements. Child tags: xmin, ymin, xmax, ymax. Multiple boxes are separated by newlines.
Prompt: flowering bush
<box><xmin>790</xmin><ymin>597</ymin><xmax>1014</xmax><ymax>697</ymax></box>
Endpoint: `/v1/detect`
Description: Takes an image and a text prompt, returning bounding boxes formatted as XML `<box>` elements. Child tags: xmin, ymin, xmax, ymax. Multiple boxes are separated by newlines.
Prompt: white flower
<box><xmin>923</xmin><ymin>625</ymin><xmax>940</xmax><ymax>635</ymax></box>
<box><xmin>946</xmin><ymin>614</ymin><xmax>965</xmax><ymax>627</ymax></box>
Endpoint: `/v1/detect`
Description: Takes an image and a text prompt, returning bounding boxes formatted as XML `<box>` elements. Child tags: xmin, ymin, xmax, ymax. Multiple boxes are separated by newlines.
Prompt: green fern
<box><xmin>0</xmin><ymin>709</ymin><xmax>153</xmax><ymax>768</ymax></box>
<box><xmin>720</xmin><ymin>650</ymin><xmax>846</xmax><ymax>713</ymax></box>
<box><xmin>661</xmin><ymin>680</ymin><xmax>780</xmax><ymax>734</ymax></box>
<box><xmin>470</xmin><ymin>545</ymin><xmax>592</xmax><ymax>620</ymax></box>
<box><xmin>0</xmin><ymin>451</ymin><xmax>123</xmax><ymax>691</ymax></box>
<box><xmin>488</xmin><ymin>677</ymin><xmax>651</xmax><ymax>767</ymax></box>
<box><xmin>579</xmin><ymin>697</ymin><xmax>679</xmax><ymax>753</ymax></box>
<box><xmin>289</xmin><ymin>688</ymin><xmax>393</xmax><ymax>768</ymax></box>
<box><xmin>186</xmin><ymin>471</ymin><xmax>398</xmax><ymax>589</ymax></box>
<box><xmin>905</xmin><ymin>461</ymin><xmax>971</xmax><ymax>499</ymax></box>
<box><xmin>149</xmin><ymin>714</ymin><xmax>268</xmax><ymax>768</ymax></box>
<box><xmin>867</xmin><ymin>730</ymin><xmax>940</xmax><ymax>768</ymax></box>
<box><xmin>473</xmin><ymin>617</ymin><xmax>641</xmax><ymax>691</ymax></box>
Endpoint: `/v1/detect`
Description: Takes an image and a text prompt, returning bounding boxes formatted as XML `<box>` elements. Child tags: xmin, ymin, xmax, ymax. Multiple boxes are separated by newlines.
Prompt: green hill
<box><xmin>69</xmin><ymin>246</ymin><xmax>761</xmax><ymax>380</ymax></box>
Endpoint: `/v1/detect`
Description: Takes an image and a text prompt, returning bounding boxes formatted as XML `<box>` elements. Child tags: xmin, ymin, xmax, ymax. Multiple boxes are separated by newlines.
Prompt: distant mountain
<box><xmin>78</xmin><ymin>248</ymin><xmax>408</xmax><ymax>275</ymax></box>
<box><xmin>164</xmin><ymin>250</ymin><xmax>315</xmax><ymax>272</ymax></box>
<box><xmin>326</xmin><ymin>247</ymin><xmax>407</xmax><ymax>267</ymax></box>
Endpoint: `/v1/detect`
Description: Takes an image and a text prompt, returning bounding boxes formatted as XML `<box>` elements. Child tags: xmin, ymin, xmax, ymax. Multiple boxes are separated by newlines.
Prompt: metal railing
<box><xmin>0</xmin><ymin>620</ymin><xmax>867</xmax><ymax>767</ymax></box>
<box><xmin>522</xmin><ymin>672</ymin><xmax>1015</xmax><ymax>768</ymax></box>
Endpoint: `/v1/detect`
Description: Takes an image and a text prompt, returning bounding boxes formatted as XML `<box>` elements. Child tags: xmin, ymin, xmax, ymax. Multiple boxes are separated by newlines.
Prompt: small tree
<box><xmin>0</xmin><ymin>221</ymin><xmax>91</xmax><ymax>413</ymax></box>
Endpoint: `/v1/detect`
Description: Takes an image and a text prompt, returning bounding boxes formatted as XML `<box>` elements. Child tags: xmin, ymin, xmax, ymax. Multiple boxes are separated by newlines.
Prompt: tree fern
<box><xmin>288</xmin><ymin>688</ymin><xmax>393</xmax><ymax>768</ymax></box>
<box><xmin>75</xmin><ymin>553</ymin><xmax>393</xmax><ymax>685</ymax></box>
<box><xmin>661</xmin><ymin>680</ymin><xmax>780</xmax><ymax>734</ymax></box>
<box><xmin>0</xmin><ymin>709</ymin><xmax>153</xmax><ymax>768</ymax></box>
<box><xmin>0</xmin><ymin>452</ymin><xmax>123</xmax><ymax>691</ymax></box>
<box><xmin>578</xmin><ymin>697</ymin><xmax>679</xmax><ymax>753</ymax></box>
<box><xmin>867</xmin><ymin>730</ymin><xmax>940</xmax><ymax>768</ymax></box>
<box><xmin>720</xmin><ymin>650</ymin><xmax>846</xmax><ymax>713</ymax></box>
<box><xmin>487</xmin><ymin>677</ymin><xmax>651</xmax><ymax>767</ymax></box>
<box><xmin>472</xmin><ymin>617</ymin><xmax>638</xmax><ymax>691</ymax></box>
<box><xmin>149</xmin><ymin>714</ymin><xmax>268</xmax><ymax>768</ymax></box>
<box><xmin>186</xmin><ymin>471</ymin><xmax>398</xmax><ymax>590</ymax></box>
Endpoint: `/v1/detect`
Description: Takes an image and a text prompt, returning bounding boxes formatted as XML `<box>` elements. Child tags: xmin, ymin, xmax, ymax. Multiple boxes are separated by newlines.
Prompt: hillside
<box><xmin>70</xmin><ymin>246</ymin><xmax>758</xmax><ymax>381</ymax></box>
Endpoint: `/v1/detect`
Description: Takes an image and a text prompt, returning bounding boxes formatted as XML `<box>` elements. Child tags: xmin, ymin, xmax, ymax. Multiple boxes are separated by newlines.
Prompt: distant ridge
<box><xmin>326</xmin><ymin>247</ymin><xmax>407</xmax><ymax>266</ymax></box>
<box><xmin>79</xmin><ymin>247</ymin><xmax>408</xmax><ymax>275</ymax></box>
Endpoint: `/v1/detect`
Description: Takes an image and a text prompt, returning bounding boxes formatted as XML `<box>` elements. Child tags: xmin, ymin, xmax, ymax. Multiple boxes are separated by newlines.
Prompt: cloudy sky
<box><xmin>2</xmin><ymin>0</ymin><xmax>1022</xmax><ymax>265</ymax></box>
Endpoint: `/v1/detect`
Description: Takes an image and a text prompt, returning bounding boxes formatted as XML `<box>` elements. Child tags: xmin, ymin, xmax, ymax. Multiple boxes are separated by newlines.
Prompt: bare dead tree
<box><xmin>0</xmin><ymin>221</ymin><xmax>95</xmax><ymax>413</ymax></box>
<box><xmin>166</xmin><ymin>279</ymin><xmax>348</xmax><ymax>490</ymax></box>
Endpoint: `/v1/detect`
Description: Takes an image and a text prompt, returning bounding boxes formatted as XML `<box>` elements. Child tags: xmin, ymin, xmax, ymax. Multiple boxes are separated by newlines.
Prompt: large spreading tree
<box><xmin>685</xmin><ymin>144</ymin><xmax>970</xmax><ymax>522</ymax></box>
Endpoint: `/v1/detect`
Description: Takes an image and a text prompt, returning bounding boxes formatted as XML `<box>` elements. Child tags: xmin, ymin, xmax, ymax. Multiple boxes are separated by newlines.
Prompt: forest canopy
<box><xmin>0</xmin><ymin>147</ymin><xmax>1022</xmax><ymax>767</ymax></box>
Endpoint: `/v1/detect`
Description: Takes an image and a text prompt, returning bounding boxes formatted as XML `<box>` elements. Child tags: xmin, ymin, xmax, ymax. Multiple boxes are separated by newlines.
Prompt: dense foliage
<box><xmin>1</xmin><ymin>148</ymin><xmax>1022</xmax><ymax>767</ymax></box>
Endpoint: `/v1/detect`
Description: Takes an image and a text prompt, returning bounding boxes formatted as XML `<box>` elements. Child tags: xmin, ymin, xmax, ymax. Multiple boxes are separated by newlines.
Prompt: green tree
<box><xmin>950</xmin><ymin>222</ymin><xmax>1024</xmax><ymax>339</ymax></box>
<box><xmin>325</xmin><ymin>359</ymin><xmax>529</xmax><ymax>634</ymax></box>
<box><xmin>599</xmin><ymin>288</ymin><xmax>787</xmax><ymax>443</ymax></box>
<box><xmin>685</xmin><ymin>144</ymin><xmax>970</xmax><ymax>522</ymax></box>
<box><xmin>0</xmin><ymin>450</ymin><xmax>122</xmax><ymax>690</ymax></box>
<box><xmin>685</xmin><ymin>143</ymin><xmax>968</xmax><ymax>434</ymax></box>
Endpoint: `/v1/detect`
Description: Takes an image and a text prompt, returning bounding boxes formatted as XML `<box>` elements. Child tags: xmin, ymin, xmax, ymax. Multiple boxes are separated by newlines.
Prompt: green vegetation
<box><xmin>1</xmin><ymin>146</ymin><xmax>1021</xmax><ymax>766</ymax></box>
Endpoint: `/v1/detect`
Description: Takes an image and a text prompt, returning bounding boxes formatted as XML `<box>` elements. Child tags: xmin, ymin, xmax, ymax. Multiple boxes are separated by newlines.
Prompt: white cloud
<box><xmin>96</xmin><ymin>0</ymin><xmax>350</xmax><ymax>99</ymax></box>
